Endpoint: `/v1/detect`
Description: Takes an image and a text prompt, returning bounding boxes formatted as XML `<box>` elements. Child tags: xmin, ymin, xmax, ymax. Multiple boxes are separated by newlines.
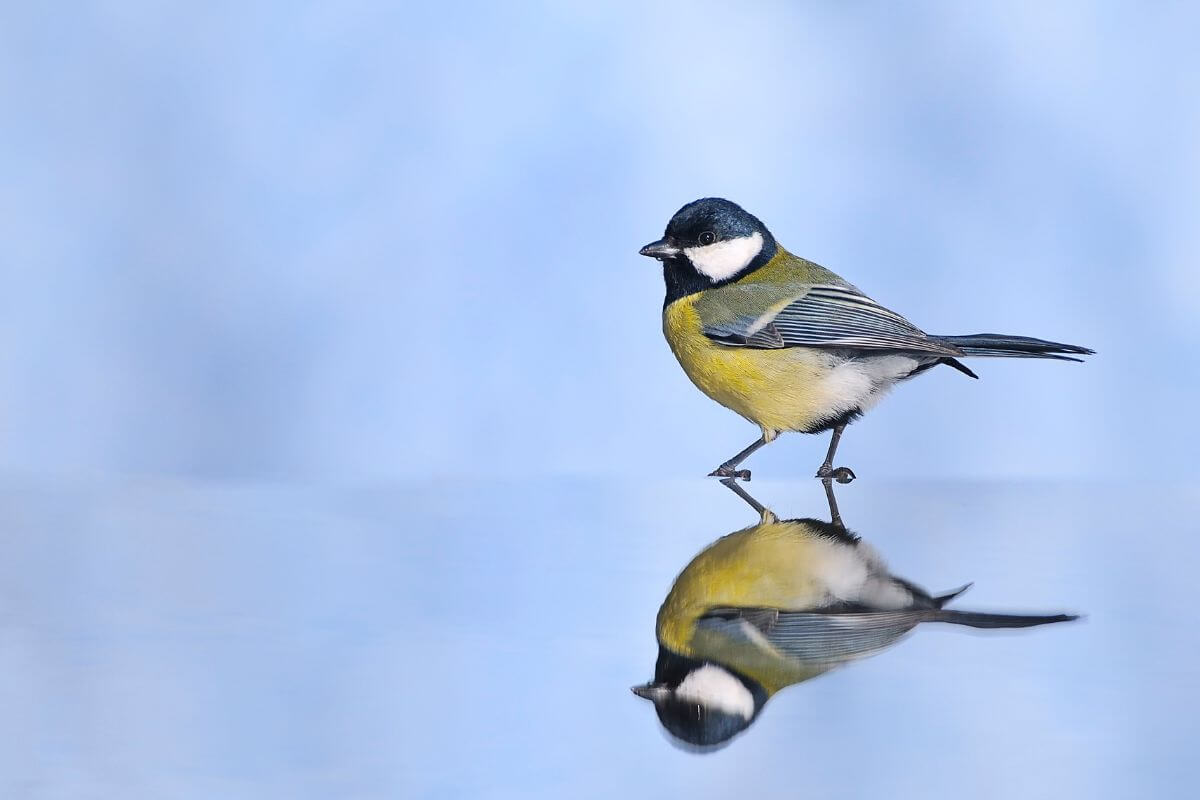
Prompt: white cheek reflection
<box><xmin>675</xmin><ymin>665</ymin><xmax>754</xmax><ymax>720</ymax></box>
<box><xmin>685</xmin><ymin>231</ymin><xmax>764</xmax><ymax>281</ymax></box>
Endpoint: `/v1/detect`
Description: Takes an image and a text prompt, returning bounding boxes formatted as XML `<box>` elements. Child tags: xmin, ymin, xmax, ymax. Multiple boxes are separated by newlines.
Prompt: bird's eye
<box><xmin>698</xmin><ymin>231</ymin><xmax>716</xmax><ymax>246</ymax></box>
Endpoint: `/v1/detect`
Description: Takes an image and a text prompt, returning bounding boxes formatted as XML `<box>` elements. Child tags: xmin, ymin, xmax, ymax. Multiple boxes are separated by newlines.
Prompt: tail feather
<box><xmin>932</xmin><ymin>583</ymin><xmax>973</xmax><ymax>608</ymax></box>
<box><xmin>925</xmin><ymin>609</ymin><xmax>1079</xmax><ymax>629</ymax></box>
<box><xmin>936</xmin><ymin>333</ymin><xmax>1094</xmax><ymax>362</ymax></box>
<box><xmin>940</xmin><ymin>358</ymin><xmax>979</xmax><ymax>379</ymax></box>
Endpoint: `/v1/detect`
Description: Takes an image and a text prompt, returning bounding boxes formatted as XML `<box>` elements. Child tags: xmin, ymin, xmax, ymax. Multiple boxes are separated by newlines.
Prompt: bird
<box><xmin>639</xmin><ymin>197</ymin><xmax>1094</xmax><ymax>482</ymax></box>
<box><xmin>631</xmin><ymin>480</ymin><xmax>1079</xmax><ymax>749</ymax></box>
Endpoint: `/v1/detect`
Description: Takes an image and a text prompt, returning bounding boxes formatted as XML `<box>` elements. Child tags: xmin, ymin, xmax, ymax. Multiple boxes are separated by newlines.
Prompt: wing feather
<box><xmin>700</xmin><ymin>284</ymin><xmax>962</xmax><ymax>356</ymax></box>
<box><xmin>698</xmin><ymin>606</ymin><xmax>923</xmax><ymax>665</ymax></box>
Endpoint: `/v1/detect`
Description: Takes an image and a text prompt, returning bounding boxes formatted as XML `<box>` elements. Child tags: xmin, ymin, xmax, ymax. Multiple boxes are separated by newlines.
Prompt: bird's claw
<box><xmin>709</xmin><ymin>466</ymin><xmax>752</xmax><ymax>481</ymax></box>
<box><xmin>816</xmin><ymin>465</ymin><xmax>856</xmax><ymax>484</ymax></box>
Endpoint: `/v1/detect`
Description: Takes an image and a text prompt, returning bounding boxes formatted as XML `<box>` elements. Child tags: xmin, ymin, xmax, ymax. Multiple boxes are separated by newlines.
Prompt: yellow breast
<box><xmin>662</xmin><ymin>296</ymin><xmax>832</xmax><ymax>435</ymax></box>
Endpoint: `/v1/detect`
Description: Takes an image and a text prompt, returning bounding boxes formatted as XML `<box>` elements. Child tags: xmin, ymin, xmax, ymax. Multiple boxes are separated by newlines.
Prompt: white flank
<box><xmin>822</xmin><ymin>355</ymin><xmax>920</xmax><ymax>415</ymax></box>
<box><xmin>805</xmin><ymin>532</ymin><xmax>911</xmax><ymax>610</ymax></box>
<box><xmin>675</xmin><ymin>664</ymin><xmax>755</xmax><ymax>720</ymax></box>
<box><xmin>842</xmin><ymin>541</ymin><xmax>913</xmax><ymax>609</ymax></box>
<box><xmin>685</xmin><ymin>232</ymin><xmax>764</xmax><ymax>282</ymax></box>
<box><xmin>810</xmin><ymin>541</ymin><xmax>872</xmax><ymax>601</ymax></box>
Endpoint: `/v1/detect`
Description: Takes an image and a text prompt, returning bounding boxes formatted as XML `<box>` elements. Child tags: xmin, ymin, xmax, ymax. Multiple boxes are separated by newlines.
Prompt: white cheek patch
<box><xmin>684</xmin><ymin>231</ymin><xmax>764</xmax><ymax>282</ymax></box>
<box><xmin>675</xmin><ymin>665</ymin><xmax>754</xmax><ymax>720</ymax></box>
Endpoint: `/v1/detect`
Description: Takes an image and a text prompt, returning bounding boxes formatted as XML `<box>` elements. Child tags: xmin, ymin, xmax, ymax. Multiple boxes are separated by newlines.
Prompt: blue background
<box><xmin>2</xmin><ymin>1</ymin><xmax>1197</xmax><ymax>482</ymax></box>
<box><xmin>1</xmin><ymin>3</ymin><xmax>1198</xmax><ymax>799</ymax></box>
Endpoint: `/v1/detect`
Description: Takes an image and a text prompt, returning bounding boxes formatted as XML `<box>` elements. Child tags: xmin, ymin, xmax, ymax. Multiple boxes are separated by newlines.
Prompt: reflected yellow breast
<box><xmin>656</xmin><ymin>522</ymin><xmax>834</xmax><ymax>693</ymax></box>
<box><xmin>656</xmin><ymin>522</ymin><xmax>828</xmax><ymax>649</ymax></box>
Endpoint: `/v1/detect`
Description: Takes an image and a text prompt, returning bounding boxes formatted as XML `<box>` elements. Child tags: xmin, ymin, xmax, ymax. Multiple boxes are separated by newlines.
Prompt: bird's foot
<box><xmin>709</xmin><ymin>465</ymin><xmax>751</xmax><ymax>481</ymax></box>
<box><xmin>815</xmin><ymin>465</ymin><xmax>856</xmax><ymax>484</ymax></box>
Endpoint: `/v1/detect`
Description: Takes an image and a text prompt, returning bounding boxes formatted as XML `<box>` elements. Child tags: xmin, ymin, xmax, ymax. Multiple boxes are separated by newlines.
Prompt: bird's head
<box><xmin>632</xmin><ymin>660</ymin><xmax>766</xmax><ymax>750</ymax></box>
<box><xmin>640</xmin><ymin>198</ymin><xmax>777</xmax><ymax>298</ymax></box>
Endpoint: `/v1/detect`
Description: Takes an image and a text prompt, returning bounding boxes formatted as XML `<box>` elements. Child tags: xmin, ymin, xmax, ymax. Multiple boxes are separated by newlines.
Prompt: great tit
<box><xmin>639</xmin><ymin>198</ymin><xmax>1094</xmax><ymax>482</ymax></box>
<box><xmin>632</xmin><ymin>480</ymin><xmax>1078</xmax><ymax>749</ymax></box>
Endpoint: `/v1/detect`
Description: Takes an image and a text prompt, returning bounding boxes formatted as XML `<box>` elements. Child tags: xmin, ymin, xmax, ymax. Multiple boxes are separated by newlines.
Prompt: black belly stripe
<box><xmin>802</xmin><ymin>407</ymin><xmax>863</xmax><ymax>435</ymax></box>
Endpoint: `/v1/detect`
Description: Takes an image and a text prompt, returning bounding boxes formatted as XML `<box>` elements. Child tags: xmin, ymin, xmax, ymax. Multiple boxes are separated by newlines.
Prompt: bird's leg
<box><xmin>821</xmin><ymin>477</ymin><xmax>846</xmax><ymax>530</ymax></box>
<box><xmin>708</xmin><ymin>436</ymin><xmax>768</xmax><ymax>481</ymax></box>
<box><xmin>719</xmin><ymin>478</ymin><xmax>776</xmax><ymax>524</ymax></box>
<box><xmin>815</xmin><ymin>424</ymin><xmax>856</xmax><ymax>484</ymax></box>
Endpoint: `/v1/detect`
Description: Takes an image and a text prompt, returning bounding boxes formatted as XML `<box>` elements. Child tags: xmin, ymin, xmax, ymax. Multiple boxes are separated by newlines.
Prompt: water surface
<box><xmin>0</xmin><ymin>478</ymin><xmax>1193</xmax><ymax>797</ymax></box>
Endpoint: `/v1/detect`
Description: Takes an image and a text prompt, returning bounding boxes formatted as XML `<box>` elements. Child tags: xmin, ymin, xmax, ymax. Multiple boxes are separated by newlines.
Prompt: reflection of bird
<box><xmin>632</xmin><ymin>482</ymin><xmax>1078</xmax><ymax>749</ymax></box>
<box><xmin>639</xmin><ymin>198</ymin><xmax>1093</xmax><ymax>482</ymax></box>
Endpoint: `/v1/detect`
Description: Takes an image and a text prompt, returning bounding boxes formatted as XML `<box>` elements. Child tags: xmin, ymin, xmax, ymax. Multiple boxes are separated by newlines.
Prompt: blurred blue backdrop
<box><xmin>1</xmin><ymin>1</ymin><xmax>1197</xmax><ymax>480</ymax></box>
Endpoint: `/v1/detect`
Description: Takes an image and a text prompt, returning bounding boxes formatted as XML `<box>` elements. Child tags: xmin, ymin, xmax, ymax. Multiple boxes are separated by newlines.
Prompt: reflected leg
<box><xmin>708</xmin><ymin>436</ymin><xmax>768</xmax><ymax>481</ymax></box>
<box><xmin>814</xmin><ymin>424</ymin><xmax>856</xmax><ymax>484</ymax></box>
<box><xmin>719</xmin><ymin>478</ymin><xmax>775</xmax><ymax>524</ymax></box>
<box><xmin>821</xmin><ymin>477</ymin><xmax>846</xmax><ymax>529</ymax></box>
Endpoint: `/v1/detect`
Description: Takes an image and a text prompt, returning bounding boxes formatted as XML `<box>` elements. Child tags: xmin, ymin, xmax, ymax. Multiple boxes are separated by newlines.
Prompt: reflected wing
<box><xmin>700</xmin><ymin>283</ymin><xmax>962</xmax><ymax>356</ymax></box>
<box><xmin>697</xmin><ymin>606</ymin><xmax>923</xmax><ymax>664</ymax></box>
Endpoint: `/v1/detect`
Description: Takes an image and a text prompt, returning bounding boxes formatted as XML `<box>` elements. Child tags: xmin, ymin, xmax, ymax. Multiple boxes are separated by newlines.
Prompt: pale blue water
<box><xmin>2</xmin><ymin>478</ymin><xmax>1193</xmax><ymax>797</ymax></box>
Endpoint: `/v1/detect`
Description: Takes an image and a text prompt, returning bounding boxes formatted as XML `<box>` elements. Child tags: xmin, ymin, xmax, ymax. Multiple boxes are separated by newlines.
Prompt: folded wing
<box><xmin>697</xmin><ymin>606</ymin><xmax>923</xmax><ymax>665</ymax></box>
<box><xmin>698</xmin><ymin>283</ymin><xmax>963</xmax><ymax>357</ymax></box>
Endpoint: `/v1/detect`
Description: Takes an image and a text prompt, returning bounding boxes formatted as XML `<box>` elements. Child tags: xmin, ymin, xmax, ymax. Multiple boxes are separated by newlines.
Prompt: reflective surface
<box><xmin>1</xmin><ymin>478</ymin><xmax>1195</xmax><ymax>797</ymax></box>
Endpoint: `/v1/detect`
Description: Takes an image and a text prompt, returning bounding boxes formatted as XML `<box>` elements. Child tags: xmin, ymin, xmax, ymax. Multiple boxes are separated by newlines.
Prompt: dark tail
<box><xmin>932</xmin><ymin>584</ymin><xmax>973</xmax><ymax>607</ymax></box>
<box><xmin>936</xmin><ymin>333</ymin><xmax>1094</xmax><ymax>362</ymax></box>
<box><xmin>924</xmin><ymin>609</ymin><xmax>1080</xmax><ymax>629</ymax></box>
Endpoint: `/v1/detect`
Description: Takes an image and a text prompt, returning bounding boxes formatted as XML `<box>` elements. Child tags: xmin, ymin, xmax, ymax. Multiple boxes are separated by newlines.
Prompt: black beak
<box><xmin>631</xmin><ymin>683</ymin><xmax>669</xmax><ymax>702</ymax></box>
<box><xmin>639</xmin><ymin>238</ymin><xmax>682</xmax><ymax>260</ymax></box>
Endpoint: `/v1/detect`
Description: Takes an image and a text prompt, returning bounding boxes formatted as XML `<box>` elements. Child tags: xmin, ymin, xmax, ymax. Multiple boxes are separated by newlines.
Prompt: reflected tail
<box><xmin>925</xmin><ymin>609</ymin><xmax>1079</xmax><ymax>629</ymax></box>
